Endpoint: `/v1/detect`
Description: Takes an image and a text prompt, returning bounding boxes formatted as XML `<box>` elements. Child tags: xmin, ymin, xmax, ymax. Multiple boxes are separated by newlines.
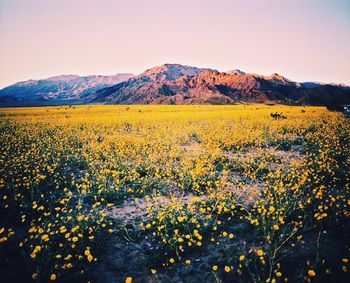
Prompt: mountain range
<box><xmin>0</xmin><ymin>74</ymin><xmax>133</xmax><ymax>105</ymax></box>
<box><xmin>1</xmin><ymin>64</ymin><xmax>349</xmax><ymax>109</ymax></box>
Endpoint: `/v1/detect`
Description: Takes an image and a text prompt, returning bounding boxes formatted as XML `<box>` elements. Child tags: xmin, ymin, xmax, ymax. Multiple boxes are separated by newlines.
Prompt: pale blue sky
<box><xmin>0</xmin><ymin>0</ymin><xmax>349</xmax><ymax>87</ymax></box>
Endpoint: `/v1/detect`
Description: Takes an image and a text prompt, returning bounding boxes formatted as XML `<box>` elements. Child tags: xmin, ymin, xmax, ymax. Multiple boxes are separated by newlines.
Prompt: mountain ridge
<box><xmin>0</xmin><ymin>73</ymin><xmax>134</xmax><ymax>104</ymax></box>
<box><xmin>1</xmin><ymin>64</ymin><xmax>349</xmax><ymax>108</ymax></box>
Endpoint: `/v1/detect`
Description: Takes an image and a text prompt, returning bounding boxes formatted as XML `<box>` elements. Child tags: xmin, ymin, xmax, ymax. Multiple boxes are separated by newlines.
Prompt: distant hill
<box><xmin>1</xmin><ymin>64</ymin><xmax>349</xmax><ymax>108</ymax></box>
<box><xmin>0</xmin><ymin>74</ymin><xmax>134</xmax><ymax>105</ymax></box>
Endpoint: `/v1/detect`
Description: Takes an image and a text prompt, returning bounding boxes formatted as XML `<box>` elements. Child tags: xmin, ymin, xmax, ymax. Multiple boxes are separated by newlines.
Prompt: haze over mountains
<box><xmin>1</xmin><ymin>64</ymin><xmax>349</xmax><ymax>108</ymax></box>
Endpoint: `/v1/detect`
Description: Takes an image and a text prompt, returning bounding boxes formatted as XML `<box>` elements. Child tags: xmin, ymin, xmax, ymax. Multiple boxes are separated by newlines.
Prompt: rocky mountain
<box><xmin>138</xmin><ymin>63</ymin><xmax>214</xmax><ymax>81</ymax></box>
<box><xmin>90</xmin><ymin>64</ymin><xmax>350</xmax><ymax>108</ymax></box>
<box><xmin>1</xmin><ymin>64</ymin><xmax>349</xmax><ymax>108</ymax></box>
<box><xmin>0</xmin><ymin>73</ymin><xmax>134</xmax><ymax>105</ymax></box>
<box><xmin>85</xmin><ymin>64</ymin><xmax>214</xmax><ymax>103</ymax></box>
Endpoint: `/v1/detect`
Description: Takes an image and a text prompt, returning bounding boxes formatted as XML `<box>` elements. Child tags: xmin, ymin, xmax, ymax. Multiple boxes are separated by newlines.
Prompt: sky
<box><xmin>0</xmin><ymin>0</ymin><xmax>349</xmax><ymax>88</ymax></box>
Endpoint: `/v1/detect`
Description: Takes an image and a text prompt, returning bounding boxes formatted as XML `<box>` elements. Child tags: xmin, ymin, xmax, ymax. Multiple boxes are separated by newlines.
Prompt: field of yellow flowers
<box><xmin>0</xmin><ymin>105</ymin><xmax>349</xmax><ymax>283</ymax></box>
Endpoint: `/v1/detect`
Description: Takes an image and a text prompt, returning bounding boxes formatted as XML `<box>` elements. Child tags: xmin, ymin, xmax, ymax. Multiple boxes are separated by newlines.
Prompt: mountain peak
<box><xmin>139</xmin><ymin>63</ymin><xmax>213</xmax><ymax>81</ymax></box>
<box><xmin>226</xmin><ymin>69</ymin><xmax>246</xmax><ymax>75</ymax></box>
<box><xmin>261</xmin><ymin>73</ymin><xmax>298</xmax><ymax>86</ymax></box>
<box><xmin>269</xmin><ymin>73</ymin><xmax>284</xmax><ymax>79</ymax></box>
